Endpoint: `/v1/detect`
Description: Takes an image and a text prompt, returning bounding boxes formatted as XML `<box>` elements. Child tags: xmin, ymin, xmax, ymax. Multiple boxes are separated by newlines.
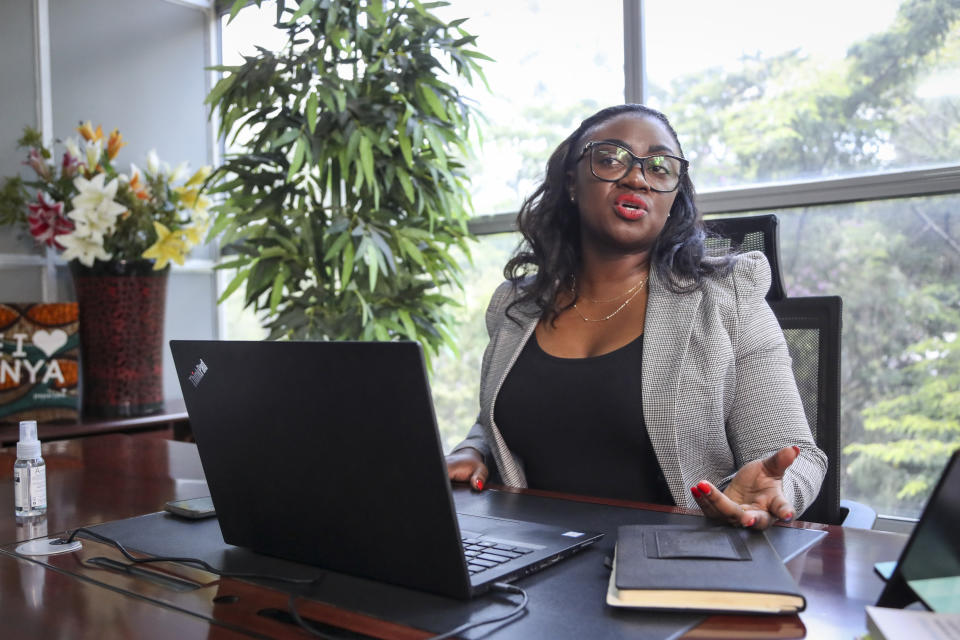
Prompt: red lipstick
<box><xmin>614</xmin><ymin>193</ymin><xmax>649</xmax><ymax>220</ymax></box>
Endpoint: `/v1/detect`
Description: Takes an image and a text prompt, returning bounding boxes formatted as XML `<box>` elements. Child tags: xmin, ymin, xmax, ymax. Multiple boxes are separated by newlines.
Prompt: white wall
<box><xmin>0</xmin><ymin>0</ymin><xmax>220</xmax><ymax>403</ymax></box>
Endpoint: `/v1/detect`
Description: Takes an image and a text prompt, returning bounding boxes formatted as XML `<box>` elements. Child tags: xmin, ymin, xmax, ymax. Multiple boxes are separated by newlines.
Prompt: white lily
<box><xmin>63</xmin><ymin>137</ymin><xmax>81</xmax><ymax>160</ymax></box>
<box><xmin>145</xmin><ymin>149</ymin><xmax>160</xmax><ymax>177</ymax></box>
<box><xmin>70</xmin><ymin>173</ymin><xmax>127</xmax><ymax>236</ymax></box>
<box><xmin>58</xmin><ymin>230</ymin><xmax>111</xmax><ymax>267</ymax></box>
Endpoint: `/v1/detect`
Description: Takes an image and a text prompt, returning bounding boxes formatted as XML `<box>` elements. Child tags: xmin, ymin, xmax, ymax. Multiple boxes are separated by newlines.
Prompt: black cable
<box><xmin>287</xmin><ymin>592</ymin><xmax>338</xmax><ymax>640</ymax></box>
<box><xmin>64</xmin><ymin>527</ymin><xmax>325</xmax><ymax>585</ymax></box>
<box><xmin>68</xmin><ymin>528</ymin><xmax>528</xmax><ymax>639</ymax></box>
<box><xmin>67</xmin><ymin>527</ymin><xmax>333</xmax><ymax>638</ymax></box>
<box><xmin>425</xmin><ymin>582</ymin><xmax>529</xmax><ymax>640</ymax></box>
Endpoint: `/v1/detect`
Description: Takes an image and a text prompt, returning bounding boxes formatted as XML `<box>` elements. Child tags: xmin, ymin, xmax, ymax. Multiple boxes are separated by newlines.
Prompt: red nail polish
<box><xmin>792</xmin><ymin>445</ymin><xmax>800</xmax><ymax>455</ymax></box>
<box><xmin>746</xmin><ymin>517</ymin><xmax>757</xmax><ymax>527</ymax></box>
<box><xmin>697</xmin><ymin>481</ymin><xmax>712</xmax><ymax>496</ymax></box>
<box><xmin>475</xmin><ymin>479</ymin><xmax>483</xmax><ymax>490</ymax></box>
<box><xmin>690</xmin><ymin>486</ymin><xmax>701</xmax><ymax>498</ymax></box>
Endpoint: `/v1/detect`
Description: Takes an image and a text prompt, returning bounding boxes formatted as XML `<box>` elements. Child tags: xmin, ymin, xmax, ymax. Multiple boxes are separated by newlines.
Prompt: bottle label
<box><xmin>14</xmin><ymin>466</ymin><xmax>46</xmax><ymax>511</ymax></box>
<box><xmin>30</xmin><ymin>466</ymin><xmax>46</xmax><ymax>508</ymax></box>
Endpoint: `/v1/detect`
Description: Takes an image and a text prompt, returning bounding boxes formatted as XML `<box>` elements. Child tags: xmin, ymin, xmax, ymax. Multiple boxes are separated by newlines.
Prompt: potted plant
<box><xmin>0</xmin><ymin>124</ymin><xmax>213</xmax><ymax>416</ymax></box>
<box><xmin>209</xmin><ymin>0</ymin><xmax>489</xmax><ymax>360</ymax></box>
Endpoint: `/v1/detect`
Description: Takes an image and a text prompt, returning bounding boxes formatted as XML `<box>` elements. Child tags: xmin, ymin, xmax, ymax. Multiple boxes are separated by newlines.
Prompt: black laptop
<box><xmin>170</xmin><ymin>339</ymin><xmax>602</xmax><ymax>599</ymax></box>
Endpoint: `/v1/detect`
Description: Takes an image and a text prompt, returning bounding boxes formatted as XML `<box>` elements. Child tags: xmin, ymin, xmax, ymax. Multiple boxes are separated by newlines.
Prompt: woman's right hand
<box><xmin>445</xmin><ymin>448</ymin><xmax>489</xmax><ymax>491</ymax></box>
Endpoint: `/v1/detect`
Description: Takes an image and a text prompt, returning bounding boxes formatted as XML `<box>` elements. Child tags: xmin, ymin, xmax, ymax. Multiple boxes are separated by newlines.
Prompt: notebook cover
<box><xmin>611</xmin><ymin>524</ymin><xmax>805</xmax><ymax>612</ymax></box>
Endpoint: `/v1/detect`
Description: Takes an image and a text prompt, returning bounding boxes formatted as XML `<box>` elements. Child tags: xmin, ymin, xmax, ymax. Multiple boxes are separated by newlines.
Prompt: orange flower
<box><xmin>106</xmin><ymin>128</ymin><xmax>126</xmax><ymax>160</ymax></box>
<box><xmin>76</xmin><ymin>121</ymin><xmax>103</xmax><ymax>142</ymax></box>
<box><xmin>127</xmin><ymin>164</ymin><xmax>150</xmax><ymax>200</ymax></box>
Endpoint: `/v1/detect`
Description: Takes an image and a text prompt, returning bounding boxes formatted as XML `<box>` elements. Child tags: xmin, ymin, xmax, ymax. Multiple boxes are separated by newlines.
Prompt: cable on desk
<box><xmin>427</xmin><ymin>582</ymin><xmax>528</xmax><ymax>640</ymax></box>
<box><xmin>64</xmin><ymin>527</ymin><xmax>325</xmax><ymax>586</ymax></box>
<box><xmin>289</xmin><ymin>581</ymin><xmax>528</xmax><ymax>640</ymax></box>
<box><xmin>69</xmin><ymin>528</ymin><xmax>528</xmax><ymax>639</ymax></box>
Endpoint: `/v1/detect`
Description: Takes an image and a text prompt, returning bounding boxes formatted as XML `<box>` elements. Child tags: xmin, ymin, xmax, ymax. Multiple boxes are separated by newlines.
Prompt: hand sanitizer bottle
<box><xmin>14</xmin><ymin>420</ymin><xmax>46</xmax><ymax>520</ymax></box>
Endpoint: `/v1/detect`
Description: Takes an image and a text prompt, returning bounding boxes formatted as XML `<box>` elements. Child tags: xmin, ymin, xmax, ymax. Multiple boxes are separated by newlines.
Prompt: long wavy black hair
<box><xmin>504</xmin><ymin>103</ymin><xmax>732</xmax><ymax>323</ymax></box>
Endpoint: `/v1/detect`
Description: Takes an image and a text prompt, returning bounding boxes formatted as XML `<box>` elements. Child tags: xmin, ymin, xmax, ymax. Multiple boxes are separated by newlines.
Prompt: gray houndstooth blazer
<box><xmin>451</xmin><ymin>251</ymin><xmax>827</xmax><ymax>515</ymax></box>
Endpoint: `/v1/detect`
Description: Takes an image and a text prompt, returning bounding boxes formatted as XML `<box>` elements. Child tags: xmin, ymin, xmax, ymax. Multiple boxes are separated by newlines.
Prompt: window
<box><xmin>218</xmin><ymin>0</ymin><xmax>960</xmax><ymax>518</ymax></box>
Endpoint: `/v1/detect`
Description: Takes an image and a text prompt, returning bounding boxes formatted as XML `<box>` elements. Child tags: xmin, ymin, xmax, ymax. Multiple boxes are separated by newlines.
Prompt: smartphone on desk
<box><xmin>164</xmin><ymin>496</ymin><xmax>216</xmax><ymax>519</ymax></box>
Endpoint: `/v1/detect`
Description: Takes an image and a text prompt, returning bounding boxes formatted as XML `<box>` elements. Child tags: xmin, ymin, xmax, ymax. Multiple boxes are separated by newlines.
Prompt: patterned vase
<box><xmin>69</xmin><ymin>259</ymin><xmax>168</xmax><ymax>418</ymax></box>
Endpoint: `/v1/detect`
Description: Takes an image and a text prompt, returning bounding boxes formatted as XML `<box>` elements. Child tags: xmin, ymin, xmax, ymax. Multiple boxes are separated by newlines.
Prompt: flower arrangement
<box><xmin>0</xmin><ymin>122</ymin><xmax>212</xmax><ymax>269</ymax></box>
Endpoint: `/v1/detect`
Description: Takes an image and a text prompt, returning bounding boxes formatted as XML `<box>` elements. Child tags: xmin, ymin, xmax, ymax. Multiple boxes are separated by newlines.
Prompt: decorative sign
<box><xmin>0</xmin><ymin>303</ymin><xmax>79</xmax><ymax>423</ymax></box>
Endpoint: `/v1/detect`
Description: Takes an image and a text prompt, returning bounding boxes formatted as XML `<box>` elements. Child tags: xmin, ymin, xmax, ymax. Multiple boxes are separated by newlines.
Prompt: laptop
<box><xmin>875</xmin><ymin>449</ymin><xmax>960</xmax><ymax>611</ymax></box>
<box><xmin>170</xmin><ymin>339</ymin><xmax>603</xmax><ymax>599</ymax></box>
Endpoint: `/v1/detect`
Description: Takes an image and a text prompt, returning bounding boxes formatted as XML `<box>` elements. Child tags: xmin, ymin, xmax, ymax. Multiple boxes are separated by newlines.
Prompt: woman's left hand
<box><xmin>690</xmin><ymin>445</ymin><xmax>800</xmax><ymax>530</ymax></box>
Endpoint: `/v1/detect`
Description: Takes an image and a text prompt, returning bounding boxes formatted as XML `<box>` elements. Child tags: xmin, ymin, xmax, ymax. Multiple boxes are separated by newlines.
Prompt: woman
<box><xmin>446</xmin><ymin>104</ymin><xmax>826</xmax><ymax>530</ymax></box>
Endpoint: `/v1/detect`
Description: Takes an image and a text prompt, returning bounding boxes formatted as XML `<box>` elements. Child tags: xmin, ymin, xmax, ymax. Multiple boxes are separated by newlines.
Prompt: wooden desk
<box><xmin>0</xmin><ymin>434</ymin><xmax>908</xmax><ymax>639</ymax></box>
<box><xmin>0</xmin><ymin>399</ymin><xmax>190</xmax><ymax>446</ymax></box>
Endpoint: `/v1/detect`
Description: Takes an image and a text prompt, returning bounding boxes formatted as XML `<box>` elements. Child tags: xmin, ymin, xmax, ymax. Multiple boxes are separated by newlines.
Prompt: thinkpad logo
<box><xmin>189</xmin><ymin>359</ymin><xmax>208</xmax><ymax>387</ymax></box>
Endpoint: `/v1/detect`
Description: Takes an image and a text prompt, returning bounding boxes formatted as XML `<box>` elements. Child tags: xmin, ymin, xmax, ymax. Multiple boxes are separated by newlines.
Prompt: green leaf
<box><xmin>423</xmin><ymin>126</ymin><xmax>447</xmax><ymax>169</ymax></box>
<box><xmin>226</xmin><ymin>0</ymin><xmax>246</xmax><ymax>24</ymax></box>
<box><xmin>341</xmin><ymin>239</ymin><xmax>355</xmax><ymax>288</ymax></box>
<box><xmin>418</xmin><ymin>83</ymin><xmax>447</xmax><ymax>121</ymax></box>
<box><xmin>365</xmin><ymin>240</ymin><xmax>379</xmax><ymax>291</ymax></box>
<box><xmin>397</xmin><ymin>129</ymin><xmax>414</xmax><ymax>168</ymax></box>
<box><xmin>398</xmin><ymin>309</ymin><xmax>416</xmax><ymax>339</ymax></box>
<box><xmin>217</xmin><ymin>267</ymin><xmax>250</xmax><ymax>304</ymax></box>
<box><xmin>287</xmin><ymin>136</ymin><xmax>306</xmax><ymax>180</ymax></box>
<box><xmin>398</xmin><ymin>236</ymin><xmax>425</xmax><ymax>267</ymax></box>
<box><xmin>269</xmin><ymin>266</ymin><xmax>287</xmax><ymax>315</ymax></box>
<box><xmin>305</xmin><ymin>92</ymin><xmax>319</xmax><ymax>134</ymax></box>
<box><xmin>396</xmin><ymin>166</ymin><xmax>415</xmax><ymax>203</ymax></box>
<box><xmin>290</xmin><ymin>0</ymin><xmax>318</xmax><ymax>22</ymax></box>
<box><xmin>359</xmin><ymin>135</ymin><xmax>375</xmax><ymax>188</ymax></box>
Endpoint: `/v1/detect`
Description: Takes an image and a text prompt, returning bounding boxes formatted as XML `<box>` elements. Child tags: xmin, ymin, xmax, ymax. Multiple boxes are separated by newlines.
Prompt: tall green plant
<box><xmin>208</xmin><ymin>0</ymin><xmax>489</xmax><ymax>358</ymax></box>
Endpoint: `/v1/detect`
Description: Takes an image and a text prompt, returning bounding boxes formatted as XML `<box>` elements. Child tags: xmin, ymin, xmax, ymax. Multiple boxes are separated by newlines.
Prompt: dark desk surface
<box><xmin>0</xmin><ymin>399</ymin><xmax>189</xmax><ymax>446</ymax></box>
<box><xmin>0</xmin><ymin>434</ymin><xmax>908</xmax><ymax>639</ymax></box>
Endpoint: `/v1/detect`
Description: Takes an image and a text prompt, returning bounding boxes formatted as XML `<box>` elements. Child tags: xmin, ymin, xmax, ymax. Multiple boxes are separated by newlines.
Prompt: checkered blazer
<box><xmin>452</xmin><ymin>251</ymin><xmax>827</xmax><ymax>515</ymax></box>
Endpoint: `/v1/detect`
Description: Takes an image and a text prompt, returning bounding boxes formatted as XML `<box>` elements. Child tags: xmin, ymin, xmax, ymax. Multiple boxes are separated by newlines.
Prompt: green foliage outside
<box><xmin>208</xmin><ymin>0</ymin><xmax>489</xmax><ymax>360</ymax></box>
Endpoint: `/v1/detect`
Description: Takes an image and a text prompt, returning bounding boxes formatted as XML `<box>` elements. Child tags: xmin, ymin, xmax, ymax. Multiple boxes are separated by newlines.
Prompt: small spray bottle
<box><xmin>14</xmin><ymin>420</ymin><xmax>46</xmax><ymax>520</ymax></box>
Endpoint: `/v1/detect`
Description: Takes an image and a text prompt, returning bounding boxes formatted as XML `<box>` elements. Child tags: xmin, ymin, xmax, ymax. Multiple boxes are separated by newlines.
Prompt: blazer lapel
<box><xmin>643</xmin><ymin>269</ymin><xmax>703</xmax><ymax>505</ymax></box>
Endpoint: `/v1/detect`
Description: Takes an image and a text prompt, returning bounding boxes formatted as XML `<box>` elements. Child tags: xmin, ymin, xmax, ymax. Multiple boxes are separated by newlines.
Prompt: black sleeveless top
<box><xmin>493</xmin><ymin>333</ymin><xmax>673</xmax><ymax>504</ymax></box>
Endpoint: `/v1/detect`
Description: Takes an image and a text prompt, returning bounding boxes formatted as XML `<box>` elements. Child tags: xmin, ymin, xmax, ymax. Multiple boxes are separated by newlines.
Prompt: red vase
<box><xmin>69</xmin><ymin>259</ymin><xmax>168</xmax><ymax>418</ymax></box>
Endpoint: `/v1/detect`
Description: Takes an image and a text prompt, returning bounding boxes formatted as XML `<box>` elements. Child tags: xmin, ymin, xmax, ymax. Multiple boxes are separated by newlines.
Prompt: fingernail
<box><xmin>690</xmin><ymin>486</ymin><xmax>702</xmax><ymax>499</ymax></box>
<box><xmin>746</xmin><ymin>517</ymin><xmax>757</xmax><ymax>527</ymax></box>
<box><xmin>792</xmin><ymin>446</ymin><xmax>800</xmax><ymax>455</ymax></box>
<box><xmin>783</xmin><ymin>512</ymin><xmax>794</xmax><ymax>523</ymax></box>
<box><xmin>475</xmin><ymin>479</ymin><xmax>483</xmax><ymax>490</ymax></box>
<box><xmin>696</xmin><ymin>481</ymin><xmax>712</xmax><ymax>496</ymax></box>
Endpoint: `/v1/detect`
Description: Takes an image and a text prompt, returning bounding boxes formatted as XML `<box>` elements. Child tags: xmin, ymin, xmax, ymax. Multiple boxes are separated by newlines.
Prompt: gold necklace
<box><xmin>573</xmin><ymin>274</ymin><xmax>648</xmax><ymax>303</ymax></box>
<box><xmin>571</xmin><ymin>276</ymin><xmax>648</xmax><ymax>322</ymax></box>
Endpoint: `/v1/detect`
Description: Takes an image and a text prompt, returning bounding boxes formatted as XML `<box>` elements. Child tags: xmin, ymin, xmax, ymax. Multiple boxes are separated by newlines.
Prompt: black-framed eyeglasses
<box><xmin>577</xmin><ymin>141</ymin><xmax>688</xmax><ymax>193</ymax></box>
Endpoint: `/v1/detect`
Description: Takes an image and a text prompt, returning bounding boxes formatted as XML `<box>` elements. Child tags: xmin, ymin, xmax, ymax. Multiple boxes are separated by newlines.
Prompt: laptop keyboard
<box><xmin>461</xmin><ymin>536</ymin><xmax>534</xmax><ymax>576</ymax></box>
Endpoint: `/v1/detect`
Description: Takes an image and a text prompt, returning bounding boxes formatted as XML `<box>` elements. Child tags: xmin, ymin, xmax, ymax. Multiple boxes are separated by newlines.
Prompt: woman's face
<box><xmin>569</xmin><ymin>112</ymin><xmax>681</xmax><ymax>258</ymax></box>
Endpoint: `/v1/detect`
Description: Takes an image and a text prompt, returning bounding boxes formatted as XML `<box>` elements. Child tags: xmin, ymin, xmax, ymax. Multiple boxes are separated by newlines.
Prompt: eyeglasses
<box><xmin>577</xmin><ymin>141</ymin><xmax>688</xmax><ymax>193</ymax></box>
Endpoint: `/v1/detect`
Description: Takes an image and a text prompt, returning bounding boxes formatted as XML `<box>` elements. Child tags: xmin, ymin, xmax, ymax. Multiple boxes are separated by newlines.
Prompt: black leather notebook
<box><xmin>607</xmin><ymin>524</ymin><xmax>806</xmax><ymax>614</ymax></box>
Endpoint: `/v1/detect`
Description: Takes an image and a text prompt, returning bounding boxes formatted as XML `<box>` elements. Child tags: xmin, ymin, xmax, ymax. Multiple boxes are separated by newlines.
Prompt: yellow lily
<box><xmin>184</xmin><ymin>166</ymin><xmax>212</xmax><ymax>187</ymax></box>
<box><xmin>106</xmin><ymin>128</ymin><xmax>126</xmax><ymax>160</ymax></box>
<box><xmin>77</xmin><ymin>121</ymin><xmax>104</xmax><ymax>142</ymax></box>
<box><xmin>175</xmin><ymin>187</ymin><xmax>211</xmax><ymax>212</ymax></box>
<box><xmin>142</xmin><ymin>221</ymin><xmax>189</xmax><ymax>270</ymax></box>
<box><xmin>181</xmin><ymin>220</ymin><xmax>209</xmax><ymax>246</ymax></box>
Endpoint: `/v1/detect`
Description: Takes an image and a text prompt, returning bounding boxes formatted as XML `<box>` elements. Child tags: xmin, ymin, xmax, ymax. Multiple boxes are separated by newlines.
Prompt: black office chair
<box><xmin>704</xmin><ymin>213</ymin><xmax>788</xmax><ymax>302</ymax></box>
<box><xmin>769</xmin><ymin>296</ymin><xmax>877</xmax><ymax>528</ymax></box>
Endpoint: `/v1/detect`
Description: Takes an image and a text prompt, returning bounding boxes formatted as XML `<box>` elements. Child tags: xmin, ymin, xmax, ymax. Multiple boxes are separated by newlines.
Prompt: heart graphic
<box><xmin>33</xmin><ymin>329</ymin><xmax>68</xmax><ymax>357</ymax></box>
